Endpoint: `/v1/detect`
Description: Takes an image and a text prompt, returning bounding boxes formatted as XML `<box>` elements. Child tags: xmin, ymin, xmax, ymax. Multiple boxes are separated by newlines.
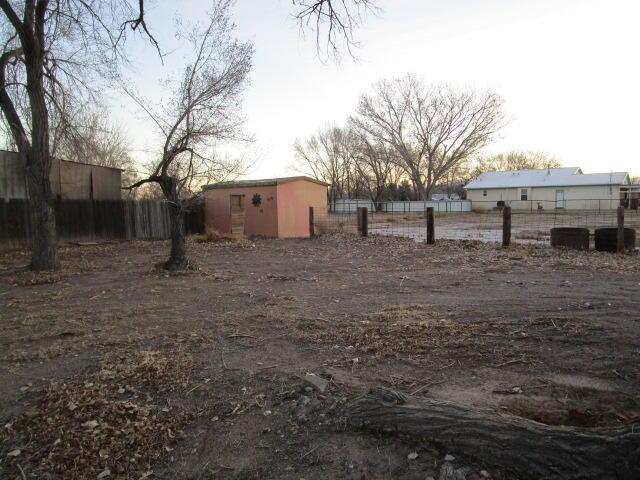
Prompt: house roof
<box><xmin>202</xmin><ymin>176</ymin><xmax>329</xmax><ymax>190</ymax></box>
<box><xmin>465</xmin><ymin>167</ymin><xmax>630</xmax><ymax>189</ymax></box>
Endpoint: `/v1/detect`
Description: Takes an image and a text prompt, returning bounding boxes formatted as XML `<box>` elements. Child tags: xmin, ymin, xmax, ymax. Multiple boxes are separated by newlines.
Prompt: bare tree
<box><xmin>351</xmin><ymin>75</ymin><xmax>505</xmax><ymax>200</ymax></box>
<box><xmin>294</xmin><ymin>126</ymin><xmax>356</xmax><ymax>207</ymax></box>
<box><xmin>126</xmin><ymin>0</ymin><xmax>253</xmax><ymax>270</ymax></box>
<box><xmin>0</xmin><ymin>0</ymin><xmax>158</xmax><ymax>270</ymax></box>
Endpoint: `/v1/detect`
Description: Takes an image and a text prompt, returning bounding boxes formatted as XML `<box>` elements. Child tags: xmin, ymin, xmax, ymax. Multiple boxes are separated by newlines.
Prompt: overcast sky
<box><xmin>114</xmin><ymin>0</ymin><xmax>640</xmax><ymax>178</ymax></box>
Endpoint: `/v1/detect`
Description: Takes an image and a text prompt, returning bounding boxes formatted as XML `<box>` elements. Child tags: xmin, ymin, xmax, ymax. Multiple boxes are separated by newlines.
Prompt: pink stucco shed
<box><xmin>203</xmin><ymin>176</ymin><xmax>328</xmax><ymax>238</ymax></box>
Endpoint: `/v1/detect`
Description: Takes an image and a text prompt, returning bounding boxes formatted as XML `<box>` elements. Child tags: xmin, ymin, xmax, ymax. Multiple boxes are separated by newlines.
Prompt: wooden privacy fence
<box><xmin>0</xmin><ymin>199</ymin><xmax>204</xmax><ymax>250</ymax></box>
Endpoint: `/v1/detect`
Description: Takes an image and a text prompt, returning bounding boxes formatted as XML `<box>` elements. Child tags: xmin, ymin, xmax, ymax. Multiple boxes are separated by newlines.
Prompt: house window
<box><xmin>520</xmin><ymin>188</ymin><xmax>528</xmax><ymax>201</ymax></box>
<box><xmin>482</xmin><ymin>190</ymin><xmax>487</xmax><ymax>197</ymax></box>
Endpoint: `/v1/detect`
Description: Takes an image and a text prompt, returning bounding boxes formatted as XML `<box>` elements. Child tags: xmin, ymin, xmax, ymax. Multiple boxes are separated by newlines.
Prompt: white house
<box><xmin>465</xmin><ymin>167</ymin><xmax>632</xmax><ymax>211</ymax></box>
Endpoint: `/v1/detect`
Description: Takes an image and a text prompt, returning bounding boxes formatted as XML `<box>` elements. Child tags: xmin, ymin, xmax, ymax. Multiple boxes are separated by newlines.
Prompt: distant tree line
<box><xmin>294</xmin><ymin>74</ymin><xmax>561</xmax><ymax>204</ymax></box>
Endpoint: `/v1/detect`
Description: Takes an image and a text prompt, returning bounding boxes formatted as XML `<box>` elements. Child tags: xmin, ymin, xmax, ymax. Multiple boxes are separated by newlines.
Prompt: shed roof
<box><xmin>202</xmin><ymin>176</ymin><xmax>329</xmax><ymax>190</ymax></box>
<box><xmin>465</xmin><ymin>168</ymin><xmax>630</xmax><ymax>189</ymax></box>
<box><xmin>0</xmin><ymin>148</ymin><xmax>124</xmax><ymax>171</ymax></box>
<box><xmin>59</xmin><ymin>158</ymin><xmax>124</xmax><ymax>172</ymax></box>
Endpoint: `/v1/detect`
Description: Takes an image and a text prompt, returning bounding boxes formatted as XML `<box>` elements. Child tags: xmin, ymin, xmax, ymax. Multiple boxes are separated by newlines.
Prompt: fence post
<box><xmin>617</xmin><ymin>205</ymin><xmax>624</xmax><ymax>253</ymax></box>
<box><xmin>357</xmin><ymin>207</ymin><xmax>368</xmax><ymax>237</ymax></box>
<box><xmin>308</xmin><ymin>206</ymin><xmax>315</xmax><ymax>238</ymax></box>
<box><xmin>502</xmin><ymin>206</ymin><xmax>511</xmax><ymax>247</ymax></box>
<box><xmin>426</xmin><ymin>207</ymin><xmax>435</xmax><ymax>245</ymax></box>
<box><xmin>0</xmin><ymin>199</ymin><xmax>6</xmax><ymax>246</ymax></box>
<box><xmin>363</xmin><ymin>207</ymin><xmax>368</xmax><ymax>237</ymax></box>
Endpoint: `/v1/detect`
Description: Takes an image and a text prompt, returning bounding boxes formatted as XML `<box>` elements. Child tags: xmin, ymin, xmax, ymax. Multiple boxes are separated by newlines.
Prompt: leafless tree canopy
<box><xmin>294</xmin><ymin>124</ymin><xmax>403</xmax><ymax>207</ymax></box>
<box><xmin>350</xmin><ymin>128</ymin><xmax>401</xmax><ymax>207</ymax></box>
<box><xmin>292</xmin><ymin>0</ymin><xmax>378</xmax><ymax>60</ymax></box>
<box><xmin>0</xmin><ymin>0</ymin><xmax>157</xmax><ymax>141</ymax></box>
<box><xmin>294</xmin><ymin>126</ymin><xmax>355</xmax><ymax>204</ymax></box>
<box><xmin>351</xmin><ymin>75</ymin><xmax>505</xmax><ymax>199</ymax></box>
<box><xmin>126</xmin><ymin>0</ymin><xmax>253</xmax><ymax>269</ymax></box>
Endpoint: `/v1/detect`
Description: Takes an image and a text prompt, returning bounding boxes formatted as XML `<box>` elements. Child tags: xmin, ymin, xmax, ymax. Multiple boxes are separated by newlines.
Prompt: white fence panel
<box><xmin>330</xmin><ymin>199</ymin><xmax>472</xmax><ymax>213</ymax></box>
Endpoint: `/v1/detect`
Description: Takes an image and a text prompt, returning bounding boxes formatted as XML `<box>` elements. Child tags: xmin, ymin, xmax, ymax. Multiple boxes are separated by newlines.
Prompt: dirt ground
<box><xmin>1</xmin><ymin>235</ymin><xmax>639</xmax><ymax>479</ymax></box>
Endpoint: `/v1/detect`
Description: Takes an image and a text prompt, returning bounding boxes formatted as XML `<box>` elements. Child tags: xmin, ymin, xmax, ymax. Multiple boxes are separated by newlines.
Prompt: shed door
<box><xmin>230</xmin><ymin>194</ymin><xmax>245</xmax><ymax>238</ymax></box>
<box><xmin>230</xmin><ymin>194</ymin><xmax>244</xmax><ymax>212</ymax></box>
<box><xmin>555</xmin><ymin>189</ymin><xmax>565</xmax><ymax>209</ymax></box>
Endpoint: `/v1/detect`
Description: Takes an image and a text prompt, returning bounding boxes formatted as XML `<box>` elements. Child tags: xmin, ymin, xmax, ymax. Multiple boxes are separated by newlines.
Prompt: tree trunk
<box><xmin>370</xmin><ymin>192</ymin><xmax>384</xmax><ymax>212</ymax></box>
<box><xmin>26</xmin><ymin>155</ymin><xmax>58</xmax><ymax>270</ymax></box>
<box><xmin>340</xmin><ymin>387</ymin><xmax>640</xmax><ymax>480</ymax></box>
<box><xmin>25</xmin><ymin>50</ymin><xmax>57</xmax><ymax>270</ymax></box>
<box><xmin>424</xmin><ymin>185</ymin><xmax>433</xmax><ymax>201</ymax></box>
<box><xmin>157</xmin><ymin>174</ymin><xmax>189</xmax><ymax>271</ymax></box>
<box><xmin>413</xmin><ymin>178</ymin><xmax>425</xmax><ymax>200</ymax></box>
<box><xmin>164</xmin><ymin>201</ymin><xmax>188</xmax><ymax>271</ymax></box>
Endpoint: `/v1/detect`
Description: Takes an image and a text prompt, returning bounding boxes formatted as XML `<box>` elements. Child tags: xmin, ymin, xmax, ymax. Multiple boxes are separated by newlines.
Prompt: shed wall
<box><xmin>276</xmin><ymin>179</ymin><xmax>327</xmax><ymax>237</ymax></box>
<box><xmin>57</xmin><ymin>160</ymin><xmax>122</xmax><ymax>200</ymax></box>
<box><xmin>0</xmin><ymin>151</ymin><xmax>26</xmax><ymax>199</ymax></box>
<box><xmin>204</xmin><ymin>185</ymin><xmax>278</xmax><ymax>237</ymax></box>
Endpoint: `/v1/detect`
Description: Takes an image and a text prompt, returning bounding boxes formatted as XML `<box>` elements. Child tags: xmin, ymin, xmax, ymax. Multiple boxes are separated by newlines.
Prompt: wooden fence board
<box><xmin>0</xmin><ymin>198</ymin><xmax>203</xmax><ymax>250</ymax></box>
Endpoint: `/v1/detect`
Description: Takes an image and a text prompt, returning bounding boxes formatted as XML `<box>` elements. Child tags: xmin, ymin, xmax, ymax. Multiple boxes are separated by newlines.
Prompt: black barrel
<box><xmin>594</xmin><ymin>227</ymin><xmax>636</xmax><ymax>252</ymax></box>
<box><xmin>550</xmin><ymin>227</ymin><xmax>590</xmax><ymax>250</ymax></box>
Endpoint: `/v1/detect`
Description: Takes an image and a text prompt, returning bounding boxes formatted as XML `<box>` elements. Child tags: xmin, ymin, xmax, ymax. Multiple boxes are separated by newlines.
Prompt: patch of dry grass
<box><xmin>293</xmin><ymin>304</ymin><xmax>490</xmax><ymax>358</ymax></box>
<box><xmin>315</xmin><ymin>220</ymin><xmax>358</xmax><ymax>235</ymax></box>
<box><xmin>193</xmin><ymin>228</ymin><xmax>235</xmax><ymax>243</ymax></box>
<box><xmin>192</xmin><ymin>229</ymin><xmax>255</xmax><ymax>249</ymax></box>
<box><xmin>514</xmin><ymin>230</ymin><xmax>549</xmax><ymax>241</ymax></box>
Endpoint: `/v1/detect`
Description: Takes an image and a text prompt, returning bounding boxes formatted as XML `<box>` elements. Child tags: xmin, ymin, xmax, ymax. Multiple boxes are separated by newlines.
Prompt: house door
<box><xmin>555</xmin><ymin>189</ymin><xmax>565</xmax><ymax>209</ymax></box>
<box><xmin>230</xmin><ymin>194</ymin><xmax>245</xmax><ymax>238</ymax></box>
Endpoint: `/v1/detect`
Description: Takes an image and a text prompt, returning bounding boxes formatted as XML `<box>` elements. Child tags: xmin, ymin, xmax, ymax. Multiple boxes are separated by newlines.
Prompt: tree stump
<box><xmin>340</xmin><ymin>387</ymin><xmax>640</xmax><ymax>480</ymax></box>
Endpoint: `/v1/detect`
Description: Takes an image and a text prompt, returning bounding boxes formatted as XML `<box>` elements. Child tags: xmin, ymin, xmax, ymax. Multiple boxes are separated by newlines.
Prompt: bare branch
<box><xmin>116</xmin><ymin>0</ymin><xmax>162</xmax><ymax>59</ymax></box>
<box><xmin>292</xmin><ymin>0</ymin><xmax>379</xmax><ymax>61</ymax></box>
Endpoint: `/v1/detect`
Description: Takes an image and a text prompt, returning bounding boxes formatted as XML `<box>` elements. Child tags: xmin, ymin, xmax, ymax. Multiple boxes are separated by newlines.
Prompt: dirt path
<box><xmin>1</xmin><ymin>236</ymin><xmax>639</xmax><ymax>479</ymax></box>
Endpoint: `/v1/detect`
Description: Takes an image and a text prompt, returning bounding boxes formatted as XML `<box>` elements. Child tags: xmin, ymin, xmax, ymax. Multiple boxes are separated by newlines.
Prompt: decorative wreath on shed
<box><xmin>252</xmin><ymin>193</ymin><xmax>262</xmax><ymax>207</ymax></box>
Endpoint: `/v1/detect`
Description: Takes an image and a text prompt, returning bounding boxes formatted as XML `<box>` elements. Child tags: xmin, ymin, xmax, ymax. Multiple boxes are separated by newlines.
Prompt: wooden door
<box><xmin>230</xmin><ymin>195</ymin><xmax>245</xmax><ymax>238</ymax></box>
